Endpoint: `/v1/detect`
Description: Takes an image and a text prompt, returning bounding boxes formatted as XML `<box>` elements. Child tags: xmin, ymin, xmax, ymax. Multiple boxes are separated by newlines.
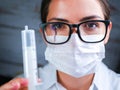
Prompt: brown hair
<box><xmin>98</xmin><ymin>0</ymin><xmax>111</xmax><ymax>20</ymax></box>
<box><xmin>40</xmin><ymin>0</ymin><xmax>111</xmax><ymax>23</ymax></box>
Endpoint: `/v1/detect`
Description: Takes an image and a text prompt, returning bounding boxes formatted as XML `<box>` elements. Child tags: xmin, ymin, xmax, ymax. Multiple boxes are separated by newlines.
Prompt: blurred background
<box><xmin>0</xmin><ymin>0</ymin><xmax>47</xmax><ymax>85</ymax></box>
<box><xmin>103</xmin><ymin>0</ymin><xmax>120</xmax><ymax>73</ymax></box>
<box><xmin>0</xmin><ymin>0</ymin><xmax>120</xmax><ymax>85</ymax></box>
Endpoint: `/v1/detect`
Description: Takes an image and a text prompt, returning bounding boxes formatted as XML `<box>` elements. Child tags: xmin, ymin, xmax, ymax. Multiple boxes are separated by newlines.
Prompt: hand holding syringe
<box><xmin>21</xmin><ymin>26</ymin><xmax>40</xmax><ymax>90</ymax></box>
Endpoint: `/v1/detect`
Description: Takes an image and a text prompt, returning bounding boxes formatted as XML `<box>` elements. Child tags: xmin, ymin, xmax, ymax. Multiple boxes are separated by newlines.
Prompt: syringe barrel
<box><xmin>21</xmin><ymin>26</ymin><xmax>38</xmax><ymax>90</ymax></box>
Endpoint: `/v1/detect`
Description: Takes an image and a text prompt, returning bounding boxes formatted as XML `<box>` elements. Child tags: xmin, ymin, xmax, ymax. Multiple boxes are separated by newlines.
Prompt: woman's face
<box><xmin>46</xmin><ymin>0</ymin><xmax>112</xmax><ymax>44</ymax></box>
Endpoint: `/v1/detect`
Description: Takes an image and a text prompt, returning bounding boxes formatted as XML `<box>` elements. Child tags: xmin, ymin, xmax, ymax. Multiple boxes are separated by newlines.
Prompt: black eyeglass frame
<box><xmin>40</xmin><ymin>20</ymin><xmax>110</xmax><ymax>45</ymax></box>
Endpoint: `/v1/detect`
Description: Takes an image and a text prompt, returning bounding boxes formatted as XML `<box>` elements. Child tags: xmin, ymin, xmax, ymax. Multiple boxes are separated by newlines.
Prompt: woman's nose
<box><xmin>71</xmin><ymin>27</ymin><xmax>78</xmax><ymax>33</ymax></box>
<box><xmin>71</xmin><ymin>24</ymin><xmax>78</xmax><ymax>33</ymax></box>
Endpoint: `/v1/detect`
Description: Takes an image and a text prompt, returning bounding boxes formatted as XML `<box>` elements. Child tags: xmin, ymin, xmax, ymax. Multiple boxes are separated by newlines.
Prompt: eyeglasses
<box><xmin>40</xmin><ymin>20</ymin><xmax>110</xmax><ymax>44</ymax></box>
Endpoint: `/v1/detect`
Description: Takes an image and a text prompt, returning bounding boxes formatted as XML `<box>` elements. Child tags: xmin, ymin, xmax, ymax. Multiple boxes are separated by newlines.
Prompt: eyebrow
<box><xmin>80</xmin><ymin>15</ymin><xmax>102</xmax><ymax>22</ymax></box>
<box><xmin>48</xmin><ymin>18</ymin><xmax>69</xmax><ymax>22</ymax></box>
<box><xmin>47</xmin><ymin>15</ymin><xmax>103</xmax><ymax>23</ymax></box>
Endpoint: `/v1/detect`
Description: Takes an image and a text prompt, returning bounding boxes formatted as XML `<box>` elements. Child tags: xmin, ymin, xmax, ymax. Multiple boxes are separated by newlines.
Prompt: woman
<box><xmin>0</xmin><ymin>0</ymin><xmax>120</xmax><ymax>90</ymax></box>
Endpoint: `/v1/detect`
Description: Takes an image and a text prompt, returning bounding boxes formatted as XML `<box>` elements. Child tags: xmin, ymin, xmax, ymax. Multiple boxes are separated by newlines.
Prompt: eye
<box><xmin>50</xmin><ymin>23</ymin><xmax>65</xmax><ymax>30</ymax></box>
<box><xmin>84</xmin><ymin>22</ymin><xmax>99</xmax><ymax>30</ymax></box>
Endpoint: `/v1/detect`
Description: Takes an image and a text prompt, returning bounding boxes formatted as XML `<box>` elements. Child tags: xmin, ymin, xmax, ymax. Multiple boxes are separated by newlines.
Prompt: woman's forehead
<box><xmin>47</xmin><ymin>0</ymin><xmax>104</xmax><ymax>23</ymax></box>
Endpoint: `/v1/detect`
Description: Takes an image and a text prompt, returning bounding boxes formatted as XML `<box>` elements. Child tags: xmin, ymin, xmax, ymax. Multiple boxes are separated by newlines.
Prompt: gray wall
<box><xmin>0</xmin><ymin>0</ymin><xmax>47</xmax><ymax>77</ymax></box>
<box><xmin>103</xmin><ymin>0</ymin><xmax>120</xmax><ymax>73</ymax></box>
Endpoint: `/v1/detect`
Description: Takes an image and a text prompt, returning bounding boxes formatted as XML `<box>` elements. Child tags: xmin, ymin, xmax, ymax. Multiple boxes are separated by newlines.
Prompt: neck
<box><xmin>57</xmin><ymin>71</ymin><xmax>94</xmax><ymax>90</ymax></box>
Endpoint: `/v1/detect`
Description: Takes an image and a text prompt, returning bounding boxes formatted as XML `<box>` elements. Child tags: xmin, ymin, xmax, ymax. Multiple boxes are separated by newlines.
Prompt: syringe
<box><xmin>21</xmin><ymin>25</ymin><xmax>38</xmax><ymax>90</ymax></box>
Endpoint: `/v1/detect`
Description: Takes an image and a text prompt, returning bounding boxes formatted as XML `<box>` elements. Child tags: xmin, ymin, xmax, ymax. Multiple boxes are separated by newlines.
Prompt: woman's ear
<box><xmin>39</xmin><ymin>28</ymin><xmax>44</xmax><ymax>38</ymax></box>
<box><xmin>39</xmin><ymin>28</ymin><xmax>42</xmax><ymax>33</ymax></box>
<box><xmin>104</xmin><ymin>21</ymin><xmax>112</xmax><ymax>44</ymax></box>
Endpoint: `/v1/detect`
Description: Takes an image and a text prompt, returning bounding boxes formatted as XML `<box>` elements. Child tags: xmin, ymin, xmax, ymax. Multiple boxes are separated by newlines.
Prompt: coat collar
<box><xmin>38</xmin><ymin>63</ymin><xmax>58</xmax><ymax>89</ymax></box>
<box><xmin>92</xmin><ymin>62</ymin><xmax>112</xmax><ymax>90</ymax></box>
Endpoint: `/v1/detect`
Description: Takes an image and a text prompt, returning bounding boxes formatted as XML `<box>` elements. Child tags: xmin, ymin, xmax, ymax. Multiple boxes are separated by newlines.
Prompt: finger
<box><xmin>0</xmin><ymin>81</ymin><xmax>20</xmax><ymax>90</ymax></box>
<box><xmin>0</xmin><ymin>78</ymin><xmax>28</xmax><ymax>90</ymax></box>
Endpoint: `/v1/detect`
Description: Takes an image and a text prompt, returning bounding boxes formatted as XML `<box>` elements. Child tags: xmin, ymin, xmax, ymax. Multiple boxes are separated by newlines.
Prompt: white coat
<box><xmin>36</xmin><ymin>62</ymin><xmax>120</xmax><ymax>90</ymax></box>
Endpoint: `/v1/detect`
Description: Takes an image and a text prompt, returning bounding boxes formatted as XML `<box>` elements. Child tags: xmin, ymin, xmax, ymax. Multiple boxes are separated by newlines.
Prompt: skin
<box><xmin>0</xmin><ymin>0</ymin><xmax>112</xmax><ymax>90</ymax></box>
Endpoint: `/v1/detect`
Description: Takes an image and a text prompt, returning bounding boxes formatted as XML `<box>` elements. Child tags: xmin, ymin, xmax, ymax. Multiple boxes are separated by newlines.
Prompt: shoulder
<box><xmin>94</xmin><ymin>62</ymin><xmax>120</xmax><ymax>90</ymax></box>
<box><xmin>99</xmin><ymin>62</ymin><xmax>120</xmax><ymax>79</ymax></box>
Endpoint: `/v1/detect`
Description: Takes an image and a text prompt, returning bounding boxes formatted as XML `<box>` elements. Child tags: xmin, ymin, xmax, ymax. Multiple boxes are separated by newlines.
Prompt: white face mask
<box><xmin>45</xmin><ymin>34</ymin><xmax>105</xmax><ymax>78</ymax></box>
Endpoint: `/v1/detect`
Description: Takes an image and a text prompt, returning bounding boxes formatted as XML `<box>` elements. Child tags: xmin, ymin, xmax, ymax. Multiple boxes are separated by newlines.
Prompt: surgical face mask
<box><xmin>45</xmin><ymin>34</ymin><xmax>105</xmax><ymax>78</ymax></box>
